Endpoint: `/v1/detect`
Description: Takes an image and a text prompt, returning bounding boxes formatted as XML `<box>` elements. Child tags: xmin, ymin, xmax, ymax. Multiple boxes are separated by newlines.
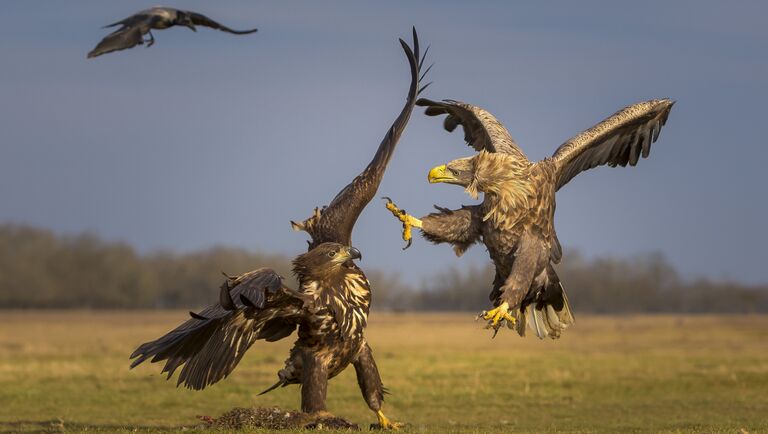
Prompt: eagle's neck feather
<box><xmin>300</xmin><ymin>270</ymin><xmax>371</xmax><ymax>337</ymax></box>
<box><xmin>299</xmin><ymin>270</ymin><xmax>370</xmax><ymax>309</ymax></box>
<box><xmin>474</xmin><ymin>151</ymin><xmax>535</xmax><ymax>228</ymax></box>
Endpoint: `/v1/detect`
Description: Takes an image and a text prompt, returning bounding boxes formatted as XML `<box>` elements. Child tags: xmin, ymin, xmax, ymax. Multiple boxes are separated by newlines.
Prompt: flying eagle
<box><xmin>87</xmin><ymin>7</ymin><xmax>258</xmax><ymax>58</ymax></box>
<box><xmin>385</xmin><ymin>97</ymin><xmax>674</xmax><ymax>338</ymax></box>
<box><xmin>130</xmin><ymin>29</ymin><xmax>428</xmax><ymax>429</ymax></box>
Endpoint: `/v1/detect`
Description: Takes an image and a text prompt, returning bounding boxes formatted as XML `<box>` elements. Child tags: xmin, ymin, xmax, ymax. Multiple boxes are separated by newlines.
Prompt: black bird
<box><xmin>129</xmin><ymin>29</ymin><xmax>429</xmax><ymax>429</ymax></box>
<box><xmin>87</xmin><ymin>6</ymin><xmax>258</xmax><ymax>58</ymax></box>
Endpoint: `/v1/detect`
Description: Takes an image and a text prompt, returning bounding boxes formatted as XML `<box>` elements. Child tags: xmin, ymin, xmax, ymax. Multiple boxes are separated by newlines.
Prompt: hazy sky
<box><xmin>1</xmin><ymin>1</ymin><xmax>766</xmax><ymax>285</ymax></box>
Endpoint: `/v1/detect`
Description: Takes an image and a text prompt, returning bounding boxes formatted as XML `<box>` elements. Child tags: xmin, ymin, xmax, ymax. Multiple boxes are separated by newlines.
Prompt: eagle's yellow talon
<box><xmin>385</xmin><ymin>200</ymin><xmax>399</xmax><ymax>214</ymax></box>
<box><xmin>480</xmin><ymin>302</ymin><xmax>515</xmax><ymax>334</ymax></box>
<box><xmin>376</xmin><ymin>410</ymin><xmax>403</xmax><ymax>430</ymax></box>
<box><xmin>383</xmin><ymin>197</ymin><xmax>422</xmax><ymax>249</ymax></box>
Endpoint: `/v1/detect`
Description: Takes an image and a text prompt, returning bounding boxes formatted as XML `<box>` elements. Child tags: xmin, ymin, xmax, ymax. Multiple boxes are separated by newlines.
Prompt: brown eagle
<box><xmin>88</xmin><ymin>6</ymin><xmax>258</xmax><ymax>58</ymax></box>
<box><xmin>129</xmin><ymin>29</ymin><xmax>429</xmax><ymax>428</ymax></box>
<box><xmin>385</xmin><ymin>97</ymin><xmax>674</xmax><ymax>338</ymax></box>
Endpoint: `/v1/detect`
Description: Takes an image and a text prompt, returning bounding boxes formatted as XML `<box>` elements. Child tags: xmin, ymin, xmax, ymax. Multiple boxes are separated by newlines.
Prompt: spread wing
<box><xmin>416</xmin><ymin>98</ymin><xmax>529</xmax><ymax>162</ymax></box>
<box><xmin>87</xmin><ymin>24</ymin><xmax>147</xmax><ymax>58</ymax></box>
<box><xmin>129</xmin><ymin>268</ymin><xmax>307</xmax><ymax>390</ymax></box>
<box><xmin>187</xmin><ymin>11</ymin><xmax>258</xmax><ymax>34</ymax></box>
<box><xmin>551</xmin><ymin>99</ymin><xmax>674</xmax><ymax>191</ymax></box>
<box><xmin>308</xmin><ymin>28</ymin><xmax>430</xmax><ymax>247</ymax></box>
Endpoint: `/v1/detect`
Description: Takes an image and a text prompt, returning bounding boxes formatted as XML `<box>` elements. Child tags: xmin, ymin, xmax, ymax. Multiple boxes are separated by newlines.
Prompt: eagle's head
<box><xmin>292</xmin><ymin>242</ymin><xmax>362</xmax><ymax>282</ymax></box>
<box><xmin>427</xmin><ymin>150</ymin><xmax>531</xmax><ymax>200</ymax></box>
<box><xmin>427</xmin><ymin>155</ymin><xmax>475</xmax><ymax>188</ymax></box>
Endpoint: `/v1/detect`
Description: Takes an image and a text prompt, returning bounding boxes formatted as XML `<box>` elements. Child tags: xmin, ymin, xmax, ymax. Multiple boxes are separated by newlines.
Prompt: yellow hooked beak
<box><xmin>428</xmin><ymin>164</ymin><xmax>456</xmax><ymax>183</ymax></box>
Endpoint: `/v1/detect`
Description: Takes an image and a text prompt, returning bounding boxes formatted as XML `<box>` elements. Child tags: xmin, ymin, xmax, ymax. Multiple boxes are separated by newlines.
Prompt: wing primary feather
<box><xmin>648</xmin><ymin>121</ymin><xmax>660</xmax><ymax>155</ymax></box>
<box><xmin>415</xmin><ymin>98</ymin><xmax>437</xmax><ymax>108</ymax></box>
<box><xmin>628</xmin><ymin>132</ymin><xmax>641</xmax><ymax>166</ymax></box>
<box><xmin>220</xmin><ymin>284</ymin><xmax>236</xmax><ymax>311</ymax></box>
<box><xmin>643</xmin><ymin>131</ymin><xmax>655</xmax><ymax>159</ymax></box>
<box><xmin>411</xmin><ymin>26</ymin><xmax>419</xmax><ymax>61</ymax></box>
<box><xmin>420</xmin><ymin>63</ymin><xmax>434</xmax><ymax>83</ymax></box>
<box><xmin>189</xmin><ymin>311</ymin><xmax>208</xmax><ymax>320</ymax></box>
<box><xmin>397</xmin><ymin>38</ymin><xmax>412</xmax><ymax>58</ymax></box>
<box><xmin>239</xmin><ymin>294</ymin><xmax>257</xmax><ymax>309</ymax></box>
<box><xmin>419</xmin><ymin>45</ymin><xmax>431</xmax><ymax>69</ymax></box>
<box><xmin>444</xmin><ymin>116</ymin><xmax>459</xmax><ymax>132</ymax></box>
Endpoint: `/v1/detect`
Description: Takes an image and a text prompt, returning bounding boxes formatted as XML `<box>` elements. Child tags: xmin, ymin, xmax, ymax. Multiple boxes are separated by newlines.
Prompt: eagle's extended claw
<box><xmin>479</xmin><ymin>302</ymin><xmax>516</xmax><ymax>337</ymax></box>
<box><xmin>374</xmin><ymin>410</ymin><xmax>404</xmax><ymax>430</ymax></box>
<box><xmin>382</xmin><ymin>197</ymin><xmax>422</xmax><ymax>250</ymax></box>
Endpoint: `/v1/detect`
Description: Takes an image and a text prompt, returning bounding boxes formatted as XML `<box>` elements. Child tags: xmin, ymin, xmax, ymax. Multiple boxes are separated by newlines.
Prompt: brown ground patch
<box><xmin>206</xmin><ymin>407</ymin><xmax>359</xmax><ymax>430</ymax></box>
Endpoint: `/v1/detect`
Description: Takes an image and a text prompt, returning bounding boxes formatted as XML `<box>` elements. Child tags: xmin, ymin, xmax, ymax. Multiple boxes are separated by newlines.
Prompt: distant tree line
<box><xmin>2</xmin><ymin>223</ymin><xmax>767</xmax><ymax>313</ymax></box>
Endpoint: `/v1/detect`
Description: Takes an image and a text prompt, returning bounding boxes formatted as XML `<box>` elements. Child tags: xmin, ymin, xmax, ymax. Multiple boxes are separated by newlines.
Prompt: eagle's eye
<box><xmin>327</xmin><ymin>251</ymin><xmax>337</xmax><ymax>258</ymax></box>
<box><xmin>449</xmin><ymin>168</ymin><xmax>459</xmax><ymax>176</ymax></box>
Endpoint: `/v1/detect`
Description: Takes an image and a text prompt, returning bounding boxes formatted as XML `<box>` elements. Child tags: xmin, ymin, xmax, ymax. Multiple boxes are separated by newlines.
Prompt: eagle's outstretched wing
<box><xmin>415</xmin><ymin>99</ymin><xmax>529</xmax><ymax>162</ymax></box>
<box><xmin>551</xmin><ymin>99</ymin><xmax>674</xmax><ymax>191</ymax></box>
<box><xmin>304</xmin><ymin>28</ymin><xmax>430</xmax><ymax>248</ymax></box>
<box><xmin>129</xmin><ymin>268</ymin><xmax>306</xmax><ymax>390</ymax></box>
<box><xmin>187</xmin><ymin>11</ymin><xmax>258</xmax><ymax>34</ymax></box>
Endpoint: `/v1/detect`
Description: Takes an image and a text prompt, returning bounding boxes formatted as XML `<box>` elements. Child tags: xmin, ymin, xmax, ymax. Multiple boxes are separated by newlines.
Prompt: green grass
<box><xmin>1</xmin><ymin>311</ymin><xmax>767</xmax><ymax>433</ymax></box>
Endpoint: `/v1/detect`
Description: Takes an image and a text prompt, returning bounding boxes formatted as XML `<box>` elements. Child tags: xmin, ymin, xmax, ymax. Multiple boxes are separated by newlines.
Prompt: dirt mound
<box><xmin>202</xmin><ymin>406</ymin><xmax>359</xmax><ymax>430</ymax></box>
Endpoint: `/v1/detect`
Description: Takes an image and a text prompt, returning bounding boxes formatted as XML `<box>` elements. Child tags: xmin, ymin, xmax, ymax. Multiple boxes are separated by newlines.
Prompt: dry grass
<box><xmin>1</xmin><ymin>311</ymin><xmax>767</xmax><ymax>433</ymax></box>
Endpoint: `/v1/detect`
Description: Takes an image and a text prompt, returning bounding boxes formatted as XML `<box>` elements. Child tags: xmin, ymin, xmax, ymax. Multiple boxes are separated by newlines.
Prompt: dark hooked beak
<box><xmin>348</xmin><ymin>246</ymin><xmax>362</xmax><ymax>261</ymax></box>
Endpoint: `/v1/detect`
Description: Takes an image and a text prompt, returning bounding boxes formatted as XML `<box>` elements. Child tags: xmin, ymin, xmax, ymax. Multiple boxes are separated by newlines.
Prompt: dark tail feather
<box><xmin>258</xmin><ymin>379</ymin><xmax>285</xmax><ymax>396</ymax></box>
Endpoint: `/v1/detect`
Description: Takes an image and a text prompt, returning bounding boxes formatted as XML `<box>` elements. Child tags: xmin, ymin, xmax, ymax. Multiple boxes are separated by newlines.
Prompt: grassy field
<box><xmin>1</xmin><ymin>311</ymin><xmax>767</xmax><ymax>433</ymax></box>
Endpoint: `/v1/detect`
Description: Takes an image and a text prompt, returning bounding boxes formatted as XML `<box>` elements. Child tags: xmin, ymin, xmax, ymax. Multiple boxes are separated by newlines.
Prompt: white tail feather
<box><xmin>546</xmin><ymin>304</ymin><xmax>562</xmax><ymax>329</ymax></box>
<box><xmin>515</xmin><ymin>279</ymin><xmax>575</xmax><ymax>340</ymax></box>
<box><xmin>532</xmin><ymin>306</ymin><xmax>548</xmax><ymax>338</ymax></box>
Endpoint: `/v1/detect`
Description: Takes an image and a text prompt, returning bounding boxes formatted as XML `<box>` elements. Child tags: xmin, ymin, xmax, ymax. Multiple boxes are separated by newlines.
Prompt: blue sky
<box><xmin>1</xmin><ymin>1</ymin><xmax>766</xmax><ymax>285</ymax></box>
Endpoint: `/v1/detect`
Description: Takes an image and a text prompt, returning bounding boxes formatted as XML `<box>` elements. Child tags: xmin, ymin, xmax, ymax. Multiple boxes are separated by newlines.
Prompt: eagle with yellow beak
<box><xmin>385</xmin><ymin>97</ymin><xmax>674</xmax><ymax>338</ymax></box>
<box><xmin>130</xmin><ymin>28</ymin><xmax>429</xmax><ymax>429</ymax></box>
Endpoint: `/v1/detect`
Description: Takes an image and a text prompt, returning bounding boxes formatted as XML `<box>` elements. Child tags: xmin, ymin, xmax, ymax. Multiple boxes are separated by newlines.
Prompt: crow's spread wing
<box><xmin>88</xmin><ymin>25</ymin><xmax>146</xmax><ymax>58</ymax></box>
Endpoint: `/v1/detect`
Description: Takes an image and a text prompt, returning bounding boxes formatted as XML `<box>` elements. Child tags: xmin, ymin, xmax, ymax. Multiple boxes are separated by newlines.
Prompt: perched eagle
<box><xmin>385</xmin><ymin>97</ymin><xmax>674</xmax><ymax>338</ymax></box>
<box><xmin>88</xmin><ymin>6</ymin><xmax>257</xmax><ymax>58</ymax></box>
<box><xmin>130</xmin><ymin>29</ymin><xmax>428</xmax><ymax>429</ymax></box>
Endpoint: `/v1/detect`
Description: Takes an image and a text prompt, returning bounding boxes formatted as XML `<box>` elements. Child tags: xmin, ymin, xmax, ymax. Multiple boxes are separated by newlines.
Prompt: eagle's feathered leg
<box><xmin>354</xmin><ymin>343</ymin><xmax>403</xmax><ymax>430</ymax></box>
<box><xmin>300</xmin><ymin>350</ymin><xmax>328</xmax><ymax>414</ymax></box>
<box><xmin>384</xmin><ymin>198</ymin><xmax>483</xmax><ymax>256</ymax></box>
<box><xmin>481</xmin><ymin>233</ymin><xmax>549</xmax><ymax>335</ymax></box>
